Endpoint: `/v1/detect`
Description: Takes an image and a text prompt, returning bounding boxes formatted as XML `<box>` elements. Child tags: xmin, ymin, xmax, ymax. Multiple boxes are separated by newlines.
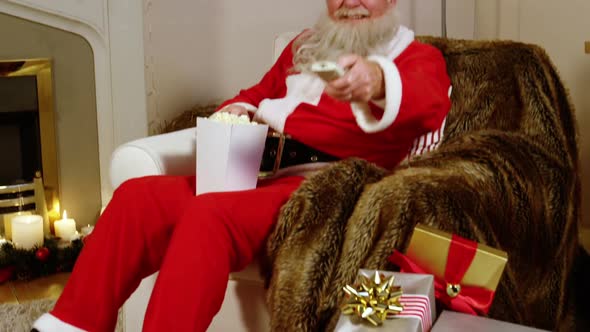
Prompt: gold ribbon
<box><xmin>342</xmin><ymin>271</ymin><xmax>404</xmax><ymax>326</ymax></box>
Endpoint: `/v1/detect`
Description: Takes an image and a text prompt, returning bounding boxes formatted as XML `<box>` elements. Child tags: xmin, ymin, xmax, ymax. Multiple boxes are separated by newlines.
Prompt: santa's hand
<box><xmin>324</xmin><ymin>54</ymin><xmax>384</xmax><ymax>103</ymax></box>
<box><xmin>218</xmin><ymin>104</ymin><xmax>250</xmax><ymax>116</ymax></box>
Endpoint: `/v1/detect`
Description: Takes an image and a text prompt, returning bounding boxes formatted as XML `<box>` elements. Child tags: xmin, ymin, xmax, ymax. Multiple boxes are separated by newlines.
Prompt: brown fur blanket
<box><xmin>262</xmin><ymin>37</ymin><xmax>585</xmax><ymax>331</ymax></box>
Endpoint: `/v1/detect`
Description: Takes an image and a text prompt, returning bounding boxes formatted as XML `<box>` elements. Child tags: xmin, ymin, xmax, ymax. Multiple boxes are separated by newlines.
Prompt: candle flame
<box><xmin>52</xmin><ymin>198</ymin><xmax>60</xmax><ymax>212</ymax></box>
<box><xmin>63</xmin><ymin>210</ymin><xmax>68</xmax><ymax>219</ymax></box>
<box><xmin>50</xmin><ymin>198</ymin><xmax>61</xmax><ymax>219</ymax></box>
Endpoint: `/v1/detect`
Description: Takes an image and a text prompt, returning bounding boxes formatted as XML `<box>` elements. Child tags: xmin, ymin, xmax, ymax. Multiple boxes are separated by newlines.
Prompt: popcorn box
<box><xmin>196</xmin><ymin>117</ymin><xmax>268</xmax><ymax>195</ymax></box>
<box><xmin>432</xmin><ymin>311</ymin><xmax>549</xmax><ymax>332</ymax></box>
<box><xmin>335</xmin><ymin>270</ymin><xmax>436</xmax><ymax>332</ymax></box>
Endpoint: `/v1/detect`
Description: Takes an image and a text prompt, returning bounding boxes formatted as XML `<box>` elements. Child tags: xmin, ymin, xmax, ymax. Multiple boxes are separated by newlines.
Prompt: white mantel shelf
<box><xmin>0</xmin><ymin>0</ymin><xmax>149</xmax><ymax>204</ymax></box>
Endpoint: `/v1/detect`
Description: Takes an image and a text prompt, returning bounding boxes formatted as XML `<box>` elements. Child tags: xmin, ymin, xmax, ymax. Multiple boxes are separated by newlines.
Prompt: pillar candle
<box><xmin>54</xmin><ymin>210</ymin><xmax>77</xmax><ymax>241</ymax></box>
<box><xmin>3</xmin><ymin>211</ymin><xmax>33</xmax><ymax>241</ymax></box>
<box><xmin>80</xmin><ymin>224</ymin><xmax>94</xmax><ymax>237</ymax></box>
<box><xmin>11</xmin><ymin>214</ymin><xmax>44</xmax><ymax>249</ymax></box>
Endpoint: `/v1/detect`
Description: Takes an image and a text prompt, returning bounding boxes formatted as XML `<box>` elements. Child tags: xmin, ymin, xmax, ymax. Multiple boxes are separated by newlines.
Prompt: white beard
<box><xmin>292</xmin><ymin>7</ymin><xmax>400</xmax><ymax>73</ymax></box>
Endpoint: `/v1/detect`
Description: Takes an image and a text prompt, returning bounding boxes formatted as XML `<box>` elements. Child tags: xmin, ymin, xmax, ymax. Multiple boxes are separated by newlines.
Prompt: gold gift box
<box><xmin>405</xmin><ymin>224</ymin><xmax>508</xmax><ymax>291</ymax></box>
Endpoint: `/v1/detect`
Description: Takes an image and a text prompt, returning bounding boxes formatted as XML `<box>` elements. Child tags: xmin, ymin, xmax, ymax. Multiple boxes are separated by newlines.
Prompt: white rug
<box><xmin>0</xmin><ymin>299</ymin><xmax>124</xmax><ymax>332</ymax></box>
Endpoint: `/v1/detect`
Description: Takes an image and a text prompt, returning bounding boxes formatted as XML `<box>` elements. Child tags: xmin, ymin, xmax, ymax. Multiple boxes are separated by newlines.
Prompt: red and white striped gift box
<box><xmin>399</xmin><ymin>294</ymin><xmax>433</xmax><ymax>331</ymax></box>
<box><xmin>335</xmin><ymin>270</ymin><xmax>436</xmax><ymax>332</ymax></box>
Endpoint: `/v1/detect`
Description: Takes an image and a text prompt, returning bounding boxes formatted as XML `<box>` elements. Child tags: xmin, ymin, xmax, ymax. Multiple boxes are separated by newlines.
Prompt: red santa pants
<box><xmin>51</xmin><ymin>174</ymin><xmax>304</xmax><ymax>332</ymax></box>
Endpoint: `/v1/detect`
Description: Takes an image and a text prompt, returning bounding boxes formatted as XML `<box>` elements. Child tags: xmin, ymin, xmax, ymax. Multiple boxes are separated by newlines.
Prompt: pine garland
<box><xmin>0</xmin><ymin>237</ymin><xmax>83</xmax><ymax>282</ymax></box>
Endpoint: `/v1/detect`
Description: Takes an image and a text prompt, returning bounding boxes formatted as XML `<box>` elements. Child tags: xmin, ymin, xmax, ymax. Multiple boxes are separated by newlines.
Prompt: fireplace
<box><xmin>0</xmin><ymin>0</ymin><xmax>148</xmax><ymax>224</ymax></box>
<box><xmin>0</xmin><ymin>10</ymin><xmax>107</xmax><ymax>227</ymax></box>
<box><xmin>0</xmin><ymin>59</ymin><xmax>60</xmax><ymax>237</ymax></box>
<box><xmin>0</xmin><ymin>0</ymin><xmax>151</xmax><ymax>226</ymax></box>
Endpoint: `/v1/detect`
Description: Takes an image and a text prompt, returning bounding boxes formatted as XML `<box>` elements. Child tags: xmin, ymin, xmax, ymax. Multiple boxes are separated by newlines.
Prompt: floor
<box><xmin>0</xmin><ymin>272</ymin><xmax>70</xmax><ymax>305</ymax></box>
<box><xmin>0</xmin><ymin>229</ymin><xmax>588</xmax><ymax>306</ymax></box>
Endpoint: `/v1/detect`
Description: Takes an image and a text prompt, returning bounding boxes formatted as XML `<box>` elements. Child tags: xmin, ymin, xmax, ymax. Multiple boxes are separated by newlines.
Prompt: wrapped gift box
<box><xmin>406</xmin><ymin>225</ymin><xmax>508</xmax><ymax>292</ymax></box>
<box><xmin>335</xmin><ymin>270</ymin><xmax>436</xmax><ymax>332</ymax></box>
<box><xmin>389</xmin><ymin>224</ymin><xmax>509</xmax><ymax>315</ymax></box>
<box><xmin>432</xmin><ymin>311</ymin><xmax>549</xmax><ymax>332</ymax></box>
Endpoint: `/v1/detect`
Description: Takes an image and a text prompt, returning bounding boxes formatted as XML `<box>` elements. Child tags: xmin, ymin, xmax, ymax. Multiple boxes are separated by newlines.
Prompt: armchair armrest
<box><xmin>109</xmin><ymin>127</ymin><xmax>196</xmax><ymax>190</ymax></box>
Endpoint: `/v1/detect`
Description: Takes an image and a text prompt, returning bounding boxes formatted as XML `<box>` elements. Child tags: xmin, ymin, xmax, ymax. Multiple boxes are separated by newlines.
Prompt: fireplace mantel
<box><xmin>0</xmin><ymin>0</ymin><xmax>148</xmax><ymax>204</ymax></box>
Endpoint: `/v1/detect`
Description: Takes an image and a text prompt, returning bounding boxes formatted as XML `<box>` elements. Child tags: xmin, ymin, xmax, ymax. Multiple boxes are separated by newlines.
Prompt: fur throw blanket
<box><xmin>262</xmin><ymin>37</ymin><xmax>585</xmax><ymax>331</ymax></box>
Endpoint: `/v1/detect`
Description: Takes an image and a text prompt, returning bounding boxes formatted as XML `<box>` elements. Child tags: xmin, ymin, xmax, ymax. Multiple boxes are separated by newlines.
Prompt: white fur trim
<box><xmin>218</xmin><ymin>102</ymin><xmax>258</xmax><ymax>114</ymax></box>
<box><xmin>254</xmin><ymin>73</ymin><xmax>324</xmax><ymax>132</ymax></box>
<box><xmin>351</xmin><ymin>55</ymin><xmax>402</xmax><ymax>133</ymax></box>
<box><xmin>372</xmin><ymin>25</ymin><xmax>415</xmax><ymax>60</ymax></box>
<box><xmin>33</xmin><ymin>313</ymin><xmax>87</xmax><ymax>332</ymax></box>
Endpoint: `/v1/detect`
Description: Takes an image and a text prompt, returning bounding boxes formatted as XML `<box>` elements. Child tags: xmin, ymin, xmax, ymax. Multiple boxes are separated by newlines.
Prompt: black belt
<box><xmin>259</xmin><ymin>132</ymin><xmax>339</xmax><ymax>177</ymax></box>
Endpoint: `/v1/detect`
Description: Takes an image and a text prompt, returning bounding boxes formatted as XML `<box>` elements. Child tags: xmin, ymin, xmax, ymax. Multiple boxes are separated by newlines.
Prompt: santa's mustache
<box><xmin>334</xmin><ymin>7</ymin><xmax>371</xmax><ymax>19</ymax></box>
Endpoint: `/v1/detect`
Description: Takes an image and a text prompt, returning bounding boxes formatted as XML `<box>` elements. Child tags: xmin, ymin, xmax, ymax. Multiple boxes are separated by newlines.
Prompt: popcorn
<box><xmin>209</xmin><ymin>112</ymin><xmax>259</xmax><ymax>125</ymax></box>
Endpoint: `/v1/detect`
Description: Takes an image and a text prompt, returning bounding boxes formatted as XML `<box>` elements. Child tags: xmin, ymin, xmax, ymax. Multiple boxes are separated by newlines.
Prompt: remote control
<box><xmin>310</xmin><ymin>61</ymin><xmax>346</xmax><ymax>82</ymax></box>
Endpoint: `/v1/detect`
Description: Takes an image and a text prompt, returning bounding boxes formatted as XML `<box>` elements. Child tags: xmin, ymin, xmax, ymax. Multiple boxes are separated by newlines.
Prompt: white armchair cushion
<box><xmin>109</xmin><ymin>127</ymin><xmax>196</xmax><ymax>190</ymax></box>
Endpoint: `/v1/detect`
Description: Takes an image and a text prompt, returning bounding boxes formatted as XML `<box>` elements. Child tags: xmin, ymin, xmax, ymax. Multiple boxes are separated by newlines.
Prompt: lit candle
<box><xmin>11</xmin><ymin>214</ymin><xmax>44</xmax><ymax>249</ymax></box>
<box><xmin>54</xmin><ymin>210</ymin><xmax>77</xmax><ymax>241</ymax></box>
<box><xmin>80</xmin><ymin>224</ymin><xmax>94</xmax><ymax>237</ymax></box>
<box><xmin>3</xmin><ymin>211</ymin><xmax>33</xmax><ymax>241</ymax></box>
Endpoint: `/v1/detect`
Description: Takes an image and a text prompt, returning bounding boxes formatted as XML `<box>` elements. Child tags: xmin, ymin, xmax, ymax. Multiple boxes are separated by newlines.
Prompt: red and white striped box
<box><xmin>335</xmin><ymin>270</ymin><xmax>436</xmax><ymax>332</ymax></box>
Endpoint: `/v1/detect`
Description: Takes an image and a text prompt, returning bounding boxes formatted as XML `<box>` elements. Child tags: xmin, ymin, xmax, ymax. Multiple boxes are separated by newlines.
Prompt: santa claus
<box><xmin>33</xmin><ymin>0</ymin><xmax>451</xmax><ymax>331</ymax></box>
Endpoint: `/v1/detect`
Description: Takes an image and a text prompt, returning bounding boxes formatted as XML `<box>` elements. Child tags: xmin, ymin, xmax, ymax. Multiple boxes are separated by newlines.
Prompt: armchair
<box><xmin>110</xmin><ymin>35</ymin><xmax>587</xmax><ymax>331</ymax></box>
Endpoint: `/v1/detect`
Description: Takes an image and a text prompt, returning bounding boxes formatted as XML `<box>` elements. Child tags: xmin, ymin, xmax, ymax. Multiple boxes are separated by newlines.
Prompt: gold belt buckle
<box><xmin>258</xmin><ymin>130</ymin><xmax>287</xmax><ymax>179</ymax></box>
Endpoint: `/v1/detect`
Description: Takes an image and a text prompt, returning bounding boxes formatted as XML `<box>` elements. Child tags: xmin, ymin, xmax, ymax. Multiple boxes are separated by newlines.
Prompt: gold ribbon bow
<box><xmin>342</xmin><ymin>271</ymin><xmax>404</xmax><ymax>326</ymax></box>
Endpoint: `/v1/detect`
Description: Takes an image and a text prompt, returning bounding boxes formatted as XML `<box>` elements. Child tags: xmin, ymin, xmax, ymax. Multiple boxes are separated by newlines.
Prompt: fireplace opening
<box><xmin>0</xmin><ymin>75</ymin><xmax>42</xmax><ymax>185</ymax></box>
<box><xmin>0</xmin><ymin>59</ymin><xmax>59</xmax><ymax>218</ymax></box>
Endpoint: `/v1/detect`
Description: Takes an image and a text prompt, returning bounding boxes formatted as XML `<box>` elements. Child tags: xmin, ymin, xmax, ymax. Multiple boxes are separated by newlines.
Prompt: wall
<box><xmin>143</xmin><ymin>0</ymin><xmax>475</xmax><ymax>133</ymax></box>
<box><xmin>0</xmin><ymin>13</ymin><xmax>102</xmax><ymax>227</ymax></box>
<box><xmin>143</xmin><ymin>0</ymin><xmax>322</xmax><ymax>133</ymax></box>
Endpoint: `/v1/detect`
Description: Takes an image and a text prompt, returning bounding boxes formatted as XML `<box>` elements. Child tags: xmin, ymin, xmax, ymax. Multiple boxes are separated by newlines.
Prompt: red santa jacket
<box><xmin>217</xmin><ymin>26</ymin><xmax>451</xmax><ymax>170</ymax></box>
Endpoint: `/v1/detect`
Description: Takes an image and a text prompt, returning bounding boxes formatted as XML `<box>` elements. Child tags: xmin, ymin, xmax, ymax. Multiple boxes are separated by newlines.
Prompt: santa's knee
<box><xmin>100</xmin><ymin>176</ymin><xmax>174</xmax><ymax>229</ymax></box>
